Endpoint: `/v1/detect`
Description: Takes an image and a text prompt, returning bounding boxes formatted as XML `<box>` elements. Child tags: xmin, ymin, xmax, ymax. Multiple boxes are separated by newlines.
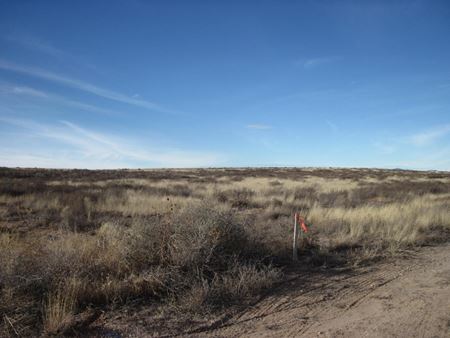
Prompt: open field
<box><xmin>1</xmin><ymin>167</ymin><xmax>450</xmax><ymax>337</ymax></box>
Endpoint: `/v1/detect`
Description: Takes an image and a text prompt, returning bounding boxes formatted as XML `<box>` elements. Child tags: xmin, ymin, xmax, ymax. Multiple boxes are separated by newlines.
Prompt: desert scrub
<box><xmin>179</xmin><ymin>261</ymin><xmax>281</xmax><ymax>312</ymax></box>
<box><xmin>1</xmin><ymin>167</ymin><xmax>449</xmax><ymax>336</ymax></box>
<box><xmin>0</xmin><ymin>202</ymin><xmax>282</xmax><ymax>336</ymax></box>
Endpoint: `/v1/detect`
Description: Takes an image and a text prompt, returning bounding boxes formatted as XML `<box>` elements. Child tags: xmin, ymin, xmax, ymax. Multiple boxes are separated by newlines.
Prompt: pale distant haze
<box><xmin>1</xmin><ymin>1</ymin><xmax>450</xmax><ymax>170</ymax></box>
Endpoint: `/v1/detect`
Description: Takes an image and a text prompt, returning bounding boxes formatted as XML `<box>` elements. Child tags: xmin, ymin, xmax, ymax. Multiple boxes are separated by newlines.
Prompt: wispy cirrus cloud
<box><xmin>409</xmin><ymin>124</ymin><xmax>450</xmax><ymax>146</ymax></box>
<box><xmin>394</xmin><ymin>146</ymin><xmax>450</xmax><ymax>171</ymax></box>
<box><xmin>0</xmin><ymin>59</ymin><xmax>179</xmax><ymax>115</ymax></box>
<box><xmin>5</xmin><ymin>34</ymin><xmax>99</xmax><ymax>71</ymax></box>
<box><xmin>246</xmin><ymin>124</ymin><xmax>271</xmax><ymax>130</ymax></box>
<box><xmin>6</xmin><ymin>85</ymin><xmax>49</xmax><ymax>98</ymax></box>
<box><xmin>372</xmin><ymin>124</ymin><xmax>450</xmax><ymax>170</ymax></box>
<box><xmin>299</xmin><ymin>56</ymin><xmax>337</xmax><ymax>69</ymax></box>
<box><xmin>374</xmin><ymin>123</ymin><xmax>450</xmax><ymax>153</ymax></box>
<box><xmin>6</xmin><ymin>35</ymin><xmax>66</xmax><ymax>58</ymax></box>
<box><xmin>0</xmin><ymin>82</ymin><xmax>121</xmax><ymax>116</ymax></box>
<box><xmin>0</xmin><ymin>117</ymin><xmax>224</xmax><ymax>168</ymax></box>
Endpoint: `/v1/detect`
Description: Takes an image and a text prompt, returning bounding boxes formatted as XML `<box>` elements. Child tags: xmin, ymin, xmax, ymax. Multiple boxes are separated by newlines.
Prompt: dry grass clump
<box><xmin>43</xmin><ymin>280</ymin><xmax>78</xmax><ymax>335</ymax></box>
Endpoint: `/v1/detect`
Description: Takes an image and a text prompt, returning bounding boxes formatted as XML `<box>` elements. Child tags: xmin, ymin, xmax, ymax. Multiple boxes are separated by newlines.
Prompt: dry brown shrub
<box><xmin>59</xmin><ymin>193</ymin><xmax>92</xmax><ymax>231</ymax></box>
<box><xmin>213</xmin><ymin>188</ymin><xmax>258</xmax><ymax>209</ymax></box>
<box><xmin>120</xmin><ymin>217</ymin><xmax>170</xmax><ymax>268</ymax></box>
<box><xmin>179</xmin><ymin>262</ymin><xmax>281</xmax><ymax>312</ymax></box>
<box><xmin>169</xmin><ymin>203</ymin><xmax>251</xmax><ymax>270</ymax></box>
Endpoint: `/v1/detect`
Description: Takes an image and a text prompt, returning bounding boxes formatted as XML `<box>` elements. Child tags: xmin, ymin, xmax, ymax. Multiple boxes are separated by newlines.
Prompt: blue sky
<box><xmin>1</xmin><ymin>0</ymin><xmax>450</xmax><ymax>170</ymax></box>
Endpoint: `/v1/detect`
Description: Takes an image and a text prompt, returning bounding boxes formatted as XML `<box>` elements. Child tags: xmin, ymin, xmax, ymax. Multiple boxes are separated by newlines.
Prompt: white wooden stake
<box><xmin>293</xmin><ymin>213</ymin><xmax>298</xmax><ymax>261</ymax></box>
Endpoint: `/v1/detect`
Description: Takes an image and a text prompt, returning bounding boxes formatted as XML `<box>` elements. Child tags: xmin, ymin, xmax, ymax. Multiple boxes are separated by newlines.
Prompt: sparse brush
<box><xmin>210</xmin><ymin>262</ymin><xmax>281</xmax><ymax>303</ymax></box>
<box><xmin>213</xmin><ymin>188</ymin><xmax>257</xmax><ymax>208</ymax></box>
<box><xmin>1</xmin><ymin>168</ymin><xmax>449</xmax><ymax>336</ymax></box>
<box><xmin>120</xmin><ymin>217</ymin><xmax>170</xmax><ymax>268</ymax></box>
<box><xmin>178</xmin><ymin>262</ymin><xmax>281</xmax><ymax>312</ymax></box>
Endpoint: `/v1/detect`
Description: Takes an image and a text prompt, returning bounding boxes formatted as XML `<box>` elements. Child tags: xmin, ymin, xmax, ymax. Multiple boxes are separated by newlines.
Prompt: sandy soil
<box><xmin>97</xmin><ymin>244</ymin><xmax>450</xmax><ymax>337</ymax></box>
<box><xmin>191</xmin><ymin>244</ymin><xmax>450</xmax><ymax>338</ymax></box>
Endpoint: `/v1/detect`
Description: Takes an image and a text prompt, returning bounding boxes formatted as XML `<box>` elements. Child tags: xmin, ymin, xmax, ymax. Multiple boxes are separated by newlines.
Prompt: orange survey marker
<box><xmin>293</xmin><ymin>213</ymin><xmax>309</xmax><ymax>261</ymax></box>
<box><xmin>295</xmin><ymin>213</ymin><xmax>308</xmax><ymax>233</ymax></box>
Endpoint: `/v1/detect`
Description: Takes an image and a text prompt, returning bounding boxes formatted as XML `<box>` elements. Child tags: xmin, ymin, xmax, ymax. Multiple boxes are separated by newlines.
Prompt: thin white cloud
<box><xmin>0</xmin><ymin>152</ymin><xmax>131</xmax><ymax>170</ymax></box>
<box><xmin>0</xmin><ymin>117</ymin><xmax>224</xmax><ymax>168</ymax></box>
<box><xmin>302</xmin><ymin>57</ymin><xmax>335</xmax><ymax>69</ymax></box>
<box><xmin>409</xmin><ymin>124</ymin><xmax>450</xmax><ymax>146</ymax></box>
<box><xmin>0</xmin><ymin>83</ymin><xmax>120</xmax><ymax>116</ymax></box>
<box><xmin>394</xmin><ymin>147</ymin><xmax>450</xmax><ymax>171</ymax></box>
<box><xmin>246</xmin><ymin>124</ymin><xmax>271</xmax><ymax>130</ymax></box>
<box><xmin>5</xmin><ymin>34</ymin><xmax>98</xmax><ymax>71</ymax></box>
<box><xmin>9</xmin><ymin>85</ymin><xmax>48</xmax><ymax>98</ymax></box>
<box><xmin>0</xmin><ymin>59</ymin><xmax>179</xmax><ymax>114</ymax></box>
<box><xmin>6</xmin><ymin>35</ymin><xmax>66</xmax><ymax>58</ymax></box>
<box><xmin>58</xmin><ymin>99</ymin><xmax>121</xmax><ymax>116</ymax></box>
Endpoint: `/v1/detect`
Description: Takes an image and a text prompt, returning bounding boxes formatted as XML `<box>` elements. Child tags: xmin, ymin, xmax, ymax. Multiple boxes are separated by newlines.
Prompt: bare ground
<box><xmin>94</xmin><ymin>244</ymin><xmax>450</xmax><ymax>337</ymax></box>
<box><xmin>189</xmin><ymin>244</ymin><xmax>450</xmax><ymax>338</ymax></box>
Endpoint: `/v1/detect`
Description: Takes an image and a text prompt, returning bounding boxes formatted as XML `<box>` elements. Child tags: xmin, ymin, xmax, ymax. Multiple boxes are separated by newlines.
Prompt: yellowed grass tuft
<box><xmin>43</xmin><ymin>278</ymin><xmax>79</xmax><ymax>335</ymax></box>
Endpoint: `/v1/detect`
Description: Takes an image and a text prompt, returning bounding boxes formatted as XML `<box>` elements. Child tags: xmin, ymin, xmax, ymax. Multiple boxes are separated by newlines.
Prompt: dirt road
<box><xmin>195</xmin><ymin>244</ymin><xmax>450</xmax><ymax>338</ymax></box>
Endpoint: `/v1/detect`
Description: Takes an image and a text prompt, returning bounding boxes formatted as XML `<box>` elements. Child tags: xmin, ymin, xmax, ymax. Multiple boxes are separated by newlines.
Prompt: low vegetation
<box><xmin>0</xmin><ymin>167</ymin><xmax>449</xmax><ymax>336</ymax></box>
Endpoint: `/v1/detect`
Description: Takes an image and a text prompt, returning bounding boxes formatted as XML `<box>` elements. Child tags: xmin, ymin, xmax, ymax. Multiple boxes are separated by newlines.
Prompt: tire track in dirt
<box><xmin>291</xmin><ymin>266</ymin><xmax>405</xmax><ymax>337</ymax></box>
<box><xmin>297</xmin><ymin>245</ymin><xmax>450</xmax><ymax>338</ymax></box>
<box><xmin>196</xmin><ymin>245</ymin><xmax>449</xmax><ymax>338</ymax></box>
